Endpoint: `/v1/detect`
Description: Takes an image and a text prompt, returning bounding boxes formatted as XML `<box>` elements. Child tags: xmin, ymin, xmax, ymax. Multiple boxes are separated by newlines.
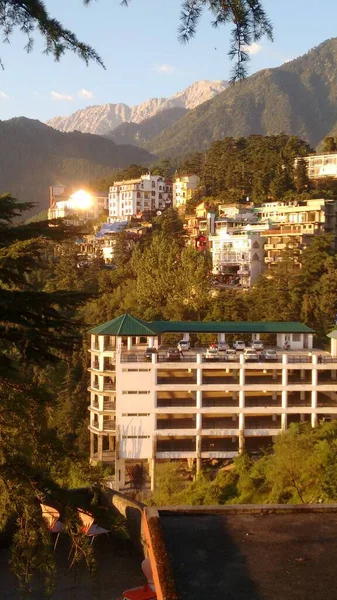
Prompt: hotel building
<box><xmin>88</xmin><ymin>314</ymin><xmax>337</xmax><ymax>492</ymax></box>
<box><xmin>108</xmin><ymin>174</ymin><xmax>172</xmax><ymax>220</ymax></box>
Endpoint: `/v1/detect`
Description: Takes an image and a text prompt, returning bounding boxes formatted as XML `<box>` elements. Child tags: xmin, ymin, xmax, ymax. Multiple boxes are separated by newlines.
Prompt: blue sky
<box><xmin>1</xmin><ymin>0</ymin><xmax>337</xmax><ymax>122</ymax></box>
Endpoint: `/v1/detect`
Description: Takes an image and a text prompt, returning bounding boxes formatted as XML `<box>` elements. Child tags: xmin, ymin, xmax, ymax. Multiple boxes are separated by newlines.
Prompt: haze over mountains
<box><xmin>0</xmin><ymin>118</ymin><xmax>152</xmax><ymax>215</ymax></box>
<box><xmin>5</xmin><ymin>38</ymin><xmax>337</xmax><ymax>216</ymax></box>
<box><xmin>46</xmin><ymin>80</ymin><xmax>229</xmax><ymax>135</ymax></box>
<box><xmin>145</xmin><ymin>38</ymin><xmax>337</xmax><ymax>157</ymax></box>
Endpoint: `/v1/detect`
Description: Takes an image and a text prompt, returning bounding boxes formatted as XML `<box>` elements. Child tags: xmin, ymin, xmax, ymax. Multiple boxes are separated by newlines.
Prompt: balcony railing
<box><xmin>103</xmin><ymin>420</ymin><xmax>116</xmax><ymax>431</ymax></box>
<box><xmin>103</xmin><ymin>401</ymin><xmax>116</xmax><ymax>411</ymax></box>
<box><xmin>157</xmin><ymin>420</ymin><xmax>196</xmax><ymax>429</ymax></box>
<box><xmin>104</xmin><ymin>383</ymin><xmax>116</xmax><ymax>391</ymax></box>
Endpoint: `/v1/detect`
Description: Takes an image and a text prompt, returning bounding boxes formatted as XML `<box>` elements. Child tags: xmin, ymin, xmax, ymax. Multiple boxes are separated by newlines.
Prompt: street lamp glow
<box><xmin>69</xmin><ymin>189</ymin><xmax>93</xmax><ymax>210</ymax></box>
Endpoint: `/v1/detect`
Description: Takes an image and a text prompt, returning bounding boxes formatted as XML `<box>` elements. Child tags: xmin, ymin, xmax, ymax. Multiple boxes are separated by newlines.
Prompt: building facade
<box><xmin>88</xmin><ymin>314</ymin><xmax>337</xmax><ymax>492</ymax></box>
<box><xmin>254</xmin><ymin>198</ymin><xmax>337</xmax><ymax>266</ymax></box>
<box><xmin>108</xmin><ymin>174</ymin><xmax>172</xmax><ymax>220</ymax></box>
<box><xmin>173</xmin><ymin>174</ymin><xmax>200</xmax><ymax>209</ymax></box>
<box><xmin>48</xmin><ymin>186</ymin><xmax>108</xmax><ymax>222</ymax></box>
<box><xmin>297</xmin><ymin>153</ymin><xmax>337</xmax><ymax>179</ymax></box>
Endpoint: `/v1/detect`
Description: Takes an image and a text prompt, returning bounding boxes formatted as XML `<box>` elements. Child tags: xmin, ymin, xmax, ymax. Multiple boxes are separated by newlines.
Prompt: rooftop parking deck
<box><xmin>120</xmin><ymin>348</ymin><xmax>337</xmax><ymax>365</ymax></box>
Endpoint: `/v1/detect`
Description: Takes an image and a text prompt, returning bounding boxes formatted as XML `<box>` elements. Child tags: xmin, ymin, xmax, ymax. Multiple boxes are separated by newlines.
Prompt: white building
<box><xmin>108</xmin><ymin>174</ymin><xmax>172</xmax><ymax>221</ymax></box>
<box><xmin>173</xmin><ymin>174</ymin><xmax>200</xmax><ymax>209</ymax></box>
<box><xmin>296</xmin><ymin>153</ymin><xmax>337</xmax><ymax>179</ymax></box>
<box><xmin>207</xmin><ymin>210</ymin><xmax>267</xmax><ymax>287</ymax></box>
<box><xmin>88</xmin><ymin>314</ymin><xmax>337</xmax><ymax>492</ymax></box>
<box><xmin>48</xmin><ymin>187</ymin><xmax>108</xmax><ymax>222</ymax></box>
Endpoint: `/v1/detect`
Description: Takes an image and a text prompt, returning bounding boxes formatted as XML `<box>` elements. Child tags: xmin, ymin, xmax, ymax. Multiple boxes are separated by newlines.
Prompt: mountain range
<box><xmin>46</xmin><ymin>80</ymin><xmax>229</xmax><ymax>135</ymax></box>
<box><xmin>144</xmin><ymin>38</ymin><xmax>337</xmax><ymax>157</ymax></box>
<box><xmin>105</xmin><ymin>107</ymin><xmax>189</xmax><ymax>146</ymax></box>
<box><xmin>0</xmin><ymin>118</ymin><xmax>152</xmax><ymax>215</ymax></box>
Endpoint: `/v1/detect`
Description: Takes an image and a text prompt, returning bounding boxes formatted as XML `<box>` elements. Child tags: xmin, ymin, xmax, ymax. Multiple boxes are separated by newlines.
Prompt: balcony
<box><xmin>202</xmin><ymin>397</ymin><xmax>239</xmax><ymax>408</ymax></box>
<box><xmin>103</xmin><ymin>401</ymin><xmax>116</xmax><ymax>411</ymax></box>
<box><xmin>157</xmin><ymin>397</ymin><xmax>196</xmax><ymax>408</ymax></box>
<box><xmin>103</xmin><ymin>419</ymin><xmax>116</xmax><ymax>432</ymax></box>
<box><xmin>157</xmin><ymin>417</ymin><xmax>196</xmax><ymax>430</ymax></box>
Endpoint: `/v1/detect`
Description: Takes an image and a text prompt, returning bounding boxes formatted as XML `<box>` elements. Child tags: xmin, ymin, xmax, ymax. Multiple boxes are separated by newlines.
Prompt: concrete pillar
<box><xmin>282</xmin><ymin>354</ymin><xmax>288</xmax><ymax>386</ymax></box>
<box><xmin>239</xmin><ymin>413</ymin><xmax>245</xmax><ymax>453</ymax></box>
<box><xmin>90</xmin><ymin>431</ymin><xmax>95</xmax><ymax>459</ymax></box>
<box><xmin>149</xmin><ymin>458</ymin><xmax>156</xmax><ymax>492</ymax></box>
<box><xmin>218</xmin><ymin>333</ymin><xmax>226</xmax><ymax>343</ymax></box>
<box><xmin>331</xmin><ymin>338</ymin><xmax>337</xmax><ymax>357</ymax></box>
<box><xmin>147</xmin><ymin>337</ymin><xmax>154</xmax><ymax>348</ymax></box>
<box><xmin>307</xmin><ymin>334</ymin><xmax>313</xmax><ymax>350</ymax></box>
<box><xmin>151</xmin><ymin>352</ymin><xmax>157</xmax><ymax>364</ymax></box>
<box><xmin>183</xmin><ymin>333</ymin><xmax>190</xmax><ymax>342</ymax></box>
<box><xmin>135</xmin><ymin>336</ymin><xmax>140</xmax><ymax>345</ymax></box>
<box><xmin>281</xmin><ymin>413</ymin><xmax>287</xmax><ymax>431</ymax></box>
<box><xmin>127</xmin><ymin>336</ymin><xmax>132</xmax><ymax>351</ymax></box>
<box><xmin>197</xmin><ymin>353</ymin><xmax>202</xmax><ymax>385</ymax></box>
<box><xmin>311</xmin><ymin>354</ymin><xmax>318</xmax><ymax>427</ymax></box>
<box><xmin>196</xmin><ymin>435</ymin><xmax>202</xmax><ymax>475</ymax></box>
<box><xmin>97</xmin><ymin>436</ymin><xmax>103</xmax><ymax>461</ymax></box>
<box><xmin>239</xmin><ymin>353</ymin><xmax>245</xmax><ymax>386</ymax></box>
<box><xmin>115</xmin><ymin>459</ymin><xmax>126</xmax><ymax>490</ymax></box>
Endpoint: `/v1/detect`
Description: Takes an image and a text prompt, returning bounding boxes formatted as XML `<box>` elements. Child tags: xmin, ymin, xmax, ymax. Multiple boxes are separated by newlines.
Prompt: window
<box><xmin>152</xmin><ymin>191</ymin><xmax>155</xmax><ymax>196</ymax></box>
<box><xmin>292</xmin><ymin>334</ymin><xmax>301</xmax><ymax>341</ymax></box>
<box><xmin>122</xmin><ymin>413</ymin><xmax>150</xmax><ymax>417</ymax></box>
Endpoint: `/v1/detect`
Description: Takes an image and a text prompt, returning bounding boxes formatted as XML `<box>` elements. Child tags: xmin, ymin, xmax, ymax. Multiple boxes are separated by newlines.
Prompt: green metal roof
<box><xmin>327</xmin><ymin>330</ymin><xmax>337</xmax><ymax>340</ymax></box>
<box><xmin>89</xmin><ymin>314</ymin><xmax>314</xmax><ymax>336</ymax></box>
<box><xmin>89</xmin><ymin>314</ymin><xmax>159</xmax><ymax>336</ymax></box>
<box><xmin>153</xmin><ymin>321</ymin><xmax>314</xmax><ymax>334</ymax></box>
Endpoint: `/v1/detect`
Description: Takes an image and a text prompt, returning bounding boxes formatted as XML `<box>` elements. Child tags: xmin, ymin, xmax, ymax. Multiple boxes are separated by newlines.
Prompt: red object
<box><xmin>123</xmin><ymin>584</ymin><xmax>157</xmax><ymax>600</ymax></box>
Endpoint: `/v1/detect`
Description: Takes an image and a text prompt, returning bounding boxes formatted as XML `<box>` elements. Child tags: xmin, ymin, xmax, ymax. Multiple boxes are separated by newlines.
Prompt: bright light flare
<box><xmin>69</xmin><ymin>189</ymin><xmax>93</xmax><ymax>210</ymax></box>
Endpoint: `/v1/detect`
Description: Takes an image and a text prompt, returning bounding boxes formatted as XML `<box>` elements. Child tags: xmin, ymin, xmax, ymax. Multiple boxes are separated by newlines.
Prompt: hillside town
<box><xmin>5</xmin><ymin>2</ymin><xmax>337</xmax><ymax>599</ymax></box>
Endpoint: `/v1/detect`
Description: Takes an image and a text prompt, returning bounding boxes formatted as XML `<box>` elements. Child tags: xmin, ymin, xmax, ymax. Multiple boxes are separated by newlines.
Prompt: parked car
<box><xmin>224</xmin><ymin>349</ymin><xmax>238</xmax><ymax>361</ymax></box>
<box><xmin>233</xmin><ymin>340</ymin><xmax>246</xmax><ymax>351</ymax></box>
<box><xmin>144</xmin><ymin>347</ymin><xmax>157</xmax><ymax>361</ymax></box>
<box><xmin>244</xmin><ymin>348</ymin><xmax>259</xmax><ymax>362</ymax></box>
<box><xmin>204</xmin><ymin>348</ymin><xmax>219</xmax><ymax>361</ymax></box>
<box><xmin>260</xmin><ymin>349</ymin><xmax>279</xmax><ymax>362</ymax></box>
<box><xmin>251</xmin><ymin>340</ymin><xmax>264</xmax><ymax>351</ymax></box>
<box><xmin>217</xmin><ymin>341</ymin><xmax>228</xmax><ymax>351</ymax></box>
<box><xmin>177</xmin><ymin>340</ymin><xmax>190</xmax><ymax>351</ymax></box>
<box><xmin>166</xmin><ymin>348</ymin><xmax>181</xmax><ymax>361</ymax></box>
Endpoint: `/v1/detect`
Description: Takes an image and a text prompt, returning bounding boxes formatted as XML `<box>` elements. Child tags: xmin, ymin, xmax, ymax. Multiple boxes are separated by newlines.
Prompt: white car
<box><xmin>244</xmin><ymin>348</ymin><xmax>259</xmax><ymax>362</ymax></box>
<box><xmin>233</xmin><ymin>340</ymin><xmax>246</xmax><ymax>351</ymax></box>
<box><xmin>177</xmin><ymin>340</ymin><xmax>190</xmax><ymax>351</ymax></box>
<box><xmin>251</xmin><ymin>340</ymin><xmax>264</xmax><ymax>351</ymax></box>
<box><xmin>224</xmin><ymin>349</ymin><xmax>238</xmax><ymax>361</ymax></box>
<box><xmin>204</xmin><ymin>348</ymin><xmax>219</xmax><ymax>361</ymax></box>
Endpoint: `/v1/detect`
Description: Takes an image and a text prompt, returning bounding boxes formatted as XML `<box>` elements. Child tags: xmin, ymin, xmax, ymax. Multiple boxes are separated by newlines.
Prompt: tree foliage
<box><xmin>150</xmin><ymin>423</ymin><xmax>337</xmax><ymax>507</ymax></box>
<box><xmin>1</xmin><ymin>1</ymin><xmax>273</xmax><ymax>80</ymax></box>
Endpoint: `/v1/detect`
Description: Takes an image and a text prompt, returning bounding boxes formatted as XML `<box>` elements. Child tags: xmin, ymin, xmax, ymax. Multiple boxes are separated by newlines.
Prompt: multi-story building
<box><xmin>108</xmin><ymin>174</ymin><xmax>172</xmax><ymax>221</ymax></box>
<box><xmin>254</xmin><ymin>198</ymin><xmax>337</xmax><ymax>266</ymax></box>
<box><xmin>210</xmin><ymin>231</ymin><xmax>265</xmax><ymax>287</ymax></box>
<box><xmin>48</xmin><ymin>185</ymin><xmax>108</xmax><ymax>222</ymax></box>
<box><xmin>88</xmin><ymin>314</ymin><xmax>337</xmax><ymax>492</ymax></box>
<box><xmin>173</xmin><ymin>174</ymin><xmax>200</xmax><ymax>209</ymax></box>
<box><xmin>296</xmin><ymin>153</ymin><xmax>337</xmax><ymax>179</ymax></box>
<box><xmin>206</xmin><ymin>209</ymin><xmax>268</xmax><ymax>286</ymax></box>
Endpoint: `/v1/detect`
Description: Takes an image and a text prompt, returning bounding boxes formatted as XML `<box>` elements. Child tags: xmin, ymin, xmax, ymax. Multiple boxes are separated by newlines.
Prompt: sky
<box><xmin>1</xmin><ymin>0</ymin><xmax>337</xmax><ymax>122</ymax></box>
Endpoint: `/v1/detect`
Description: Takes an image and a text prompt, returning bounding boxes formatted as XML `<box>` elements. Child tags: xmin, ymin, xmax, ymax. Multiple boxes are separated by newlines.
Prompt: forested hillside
<box><xmin>145</xmin><ymin>38</ymin><xmax>337</xmax><ymax>157</ymax></box>
<box><xmin>176</xmin><ymin>134</ymin><xmax>313</xmax><ymax>205</ymax></box>
<box><xmin>0</xmin><ymin>117</ymin><xmax>152</xmax><ymax>215</ymax></box>
<box><xmin>106</xmin><ymin>107</ymin><xmax>188</xmax><ymax>146</ymax></box>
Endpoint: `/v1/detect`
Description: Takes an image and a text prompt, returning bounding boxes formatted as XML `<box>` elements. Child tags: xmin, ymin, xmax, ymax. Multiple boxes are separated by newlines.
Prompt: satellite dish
<box><xmin>156</xmin><ymin>211</ymin><xmax>162</xmax><ymax>216</ymax></box>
